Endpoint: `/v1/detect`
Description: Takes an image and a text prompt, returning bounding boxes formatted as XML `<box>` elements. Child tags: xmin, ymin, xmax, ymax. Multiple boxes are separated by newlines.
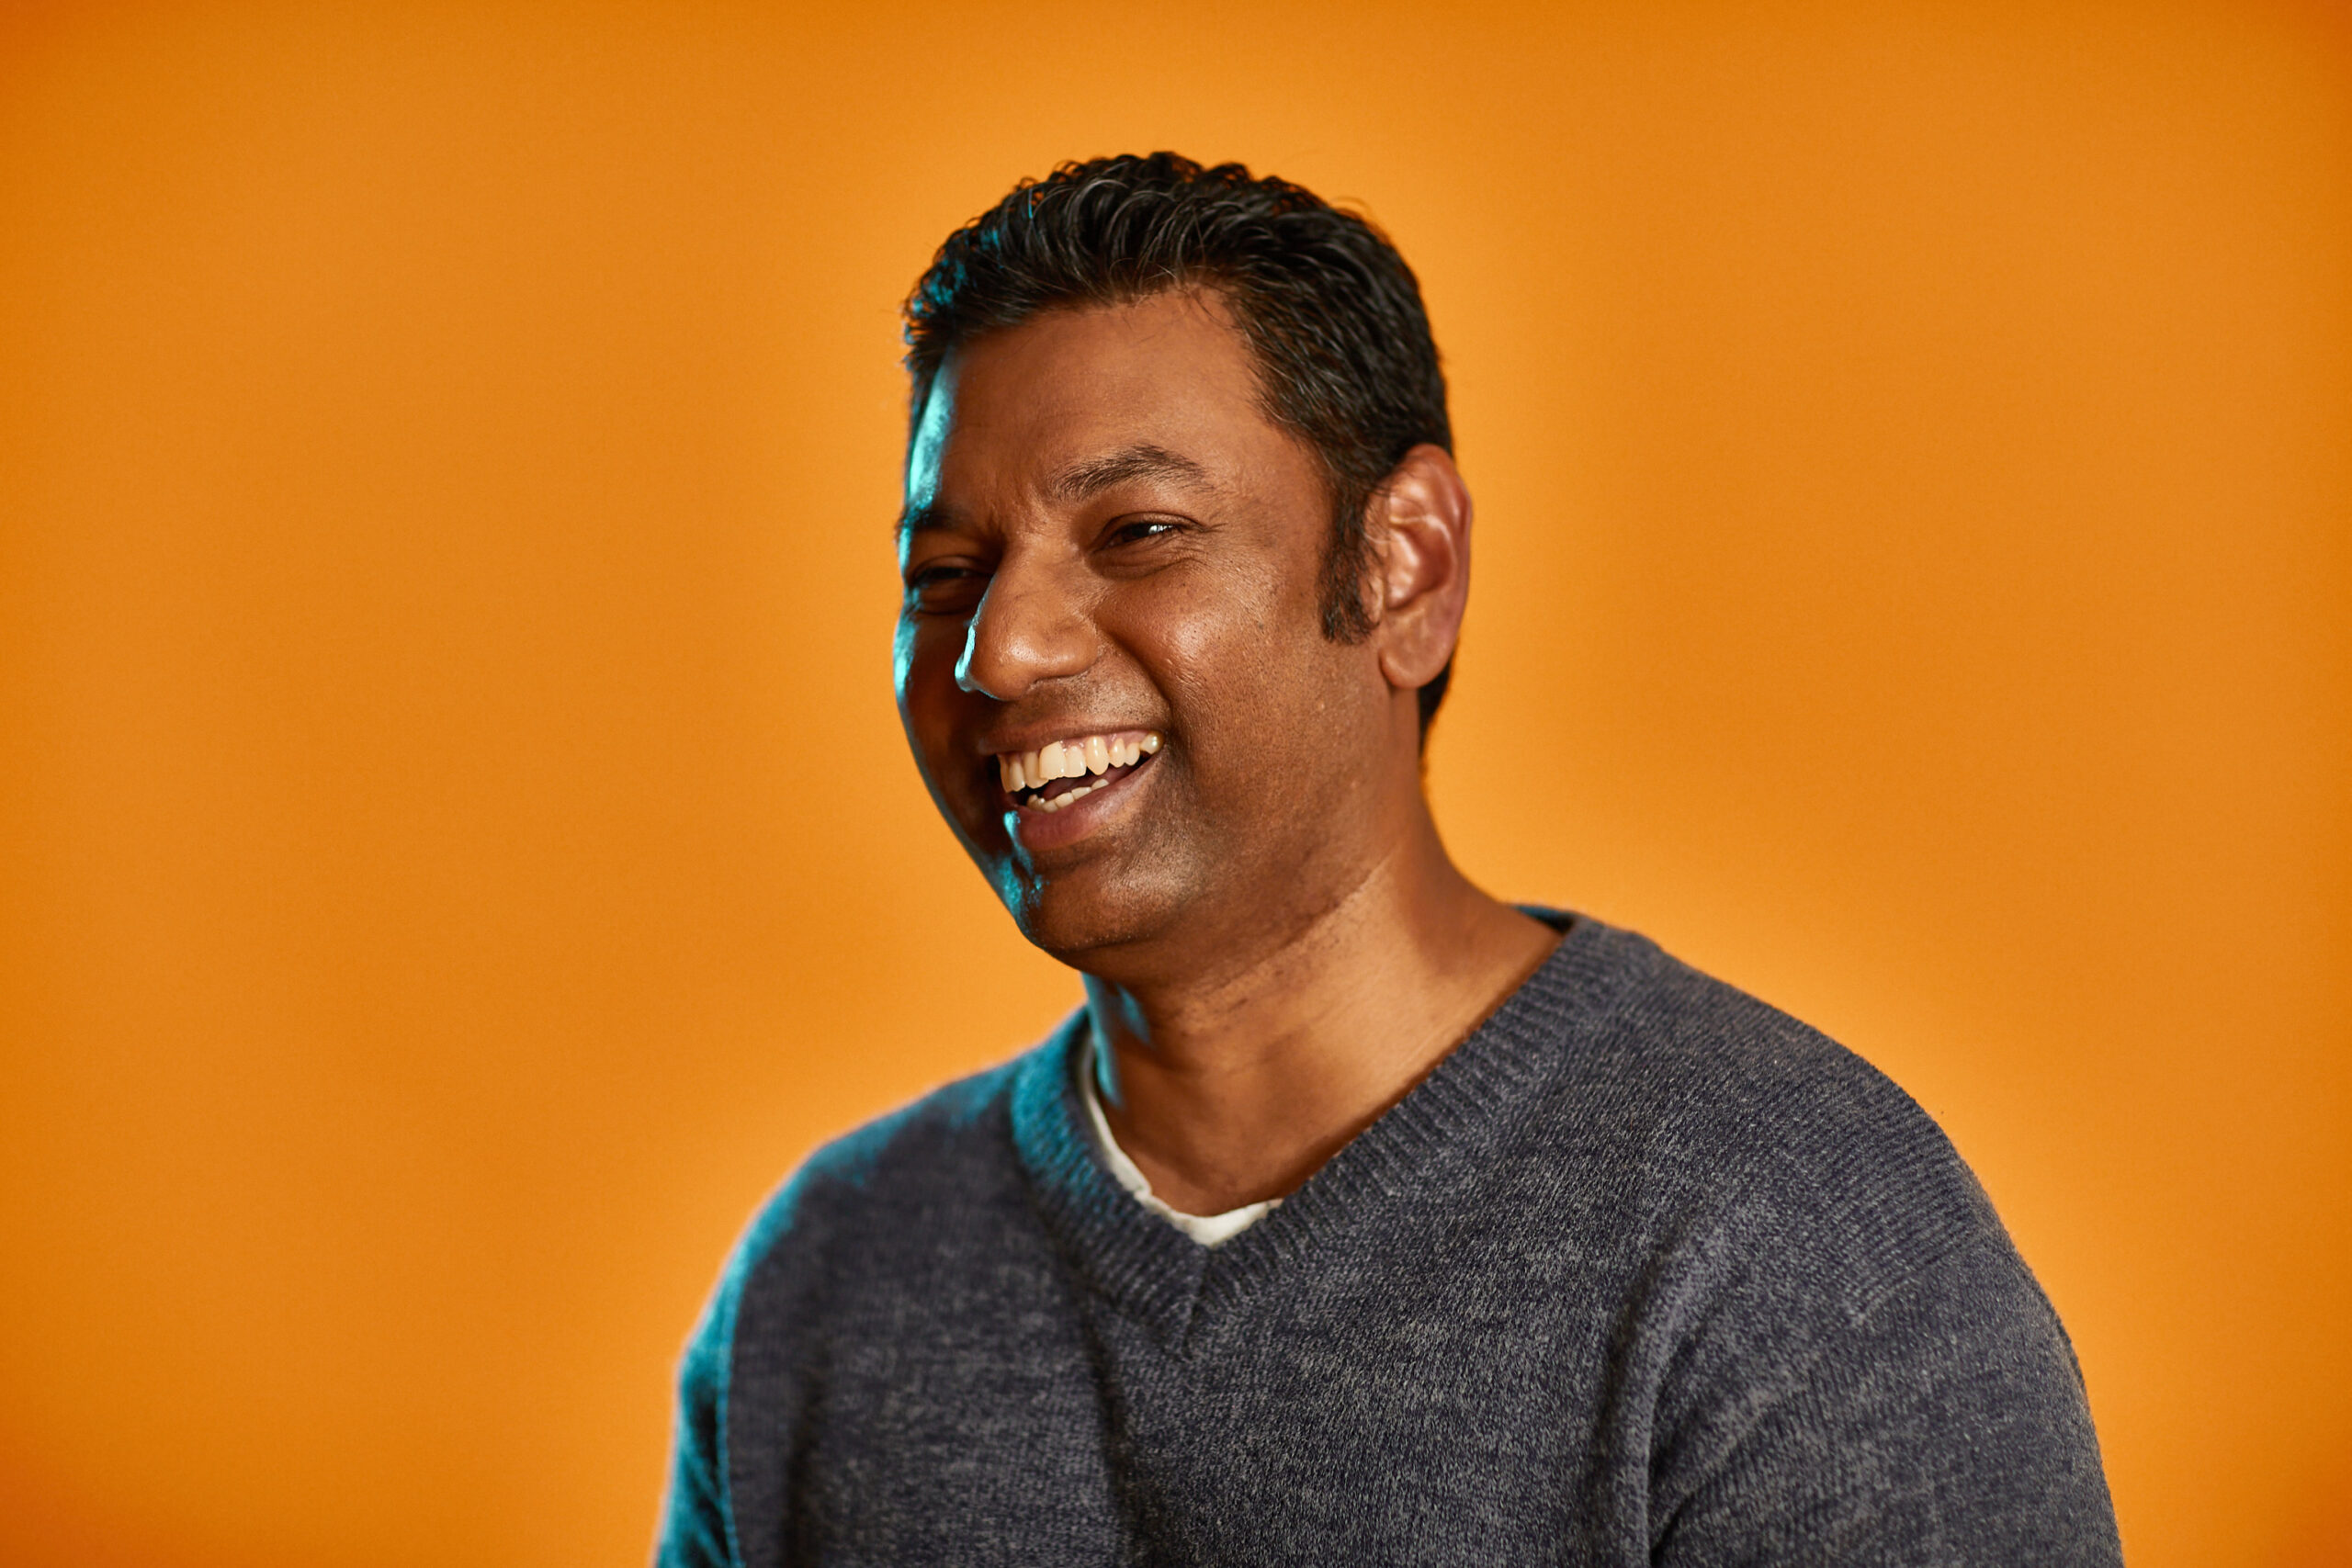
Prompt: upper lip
<box><xmin>971</xmin><ymin>723</ymin><xmax>1160</xmax><ymax>760</ymax></box>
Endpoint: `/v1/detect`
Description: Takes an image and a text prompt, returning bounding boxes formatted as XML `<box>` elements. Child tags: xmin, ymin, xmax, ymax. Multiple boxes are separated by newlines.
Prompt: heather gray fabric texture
<box><xmin>655</xmin><ymin>914</ymin><xmax>2120</xmax><ymax>1566</ymax></box>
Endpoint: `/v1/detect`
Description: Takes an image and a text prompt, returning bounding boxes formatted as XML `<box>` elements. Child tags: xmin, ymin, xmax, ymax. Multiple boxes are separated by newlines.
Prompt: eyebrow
<box><xmin>894</xmin><ymin>501</ymin><xmax>955</xmax><ymax>543</ymax></box>
<box><xmin>1046</xmin><ymin>443</ymin><xmax>1214</xmax><ymax>502</ymax></box>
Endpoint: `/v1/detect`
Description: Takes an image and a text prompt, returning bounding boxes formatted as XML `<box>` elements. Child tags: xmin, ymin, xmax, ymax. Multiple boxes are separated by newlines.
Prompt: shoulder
<box><xmin>673</xmin><ymin>1045</ymin><xmax>1047</xmax><ymax>1423</ymax></box>
<box><xmin>655</xmin><ymin>1048</ymin><xmax>1047</xmax><ymax>1566</ymax></box>
<box><xmin>719</xmin><ymin>1049</ymin><xmax>1036</xmax><ymax>1308</ymax></box>
<box><xmin>1582</xmin><ymin>924</ymin><xmax>1941</xmax><ymax>1135</ymax></box>
<box><xmin>1547</xmin><ymin>933</ymin><xmax>2116</xmax><ymax>1554</ymax></box>
<box><xmin>1555</xmin><ymin>922</ymin><xmax>2009</xmax><ymax>1317</ymax></box>
<box><xmin>676</xmin><ymin>1043</ymin><xmax>1046</xmax><ymax>1396</ymax></box>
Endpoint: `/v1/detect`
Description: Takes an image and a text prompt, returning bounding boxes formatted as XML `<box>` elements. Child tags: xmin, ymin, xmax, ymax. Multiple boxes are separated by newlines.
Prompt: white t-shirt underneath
<box><xmin>1080</xmin><ymin>1046</ymin><xmax>1276</xmax><ymax>1247</ymax></box>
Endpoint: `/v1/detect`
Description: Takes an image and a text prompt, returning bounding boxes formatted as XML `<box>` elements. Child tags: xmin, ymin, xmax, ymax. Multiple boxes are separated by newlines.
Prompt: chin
<box><xmin>996</xmin><ymin>857</ymin><xmax>1191</xmax><ymax>972</ymax></box>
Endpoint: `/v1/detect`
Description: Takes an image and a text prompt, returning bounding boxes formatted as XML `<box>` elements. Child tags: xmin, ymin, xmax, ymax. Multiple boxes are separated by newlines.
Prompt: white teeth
<box><xmin>996</xmin><ymin>731</ymin><xmax>1166</xmax><ymax>801</ymax></box>
<box><xmin>1036</xmin><ymin>778</ymin><xmax>1107</xmax><ymax>813</ymax></box>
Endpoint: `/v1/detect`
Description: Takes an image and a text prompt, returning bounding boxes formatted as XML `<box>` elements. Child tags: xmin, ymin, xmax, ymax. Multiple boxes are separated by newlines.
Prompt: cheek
<box><xmin>891</xmin><ymin>617</ymin><xmax>919</xmax><ymax>696</ymax></box>
<box><xmin>1130</xmin><ymin>567</ymin><xmax>1348</xmax><ymax>762</ymax></box>
<box><xmin>894</xmin><ymin>621</ymin><xmax>969</xmax><ymax>765</ymax></box>
<box><xmin>896</xmin><ymin>615</ymin><xmax>960</xmax><ymax>697</ymax></box>
<box><xmin>1136</xmin><ymin>547</ymin><xmax>1291</xmax><ymax>667</ymax></box>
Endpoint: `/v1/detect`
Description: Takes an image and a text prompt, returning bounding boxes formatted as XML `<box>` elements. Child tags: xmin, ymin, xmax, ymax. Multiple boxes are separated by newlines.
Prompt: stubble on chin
<box><xmin>1001</xmin><ymin>795</ymin><xmax>1354</xmax><ymax>986</ymax></box>
<box><xmin>996</xmin><ymin>829</ymin><xmax>1200</xmax><ymax>969</ymax></box>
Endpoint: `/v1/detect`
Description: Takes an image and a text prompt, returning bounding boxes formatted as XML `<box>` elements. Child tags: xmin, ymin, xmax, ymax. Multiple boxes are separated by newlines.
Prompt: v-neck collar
<box><xmin>1080</xmin><ymin>1042</ymin><xmax>1278</xmax><ymax>1246</ymax></box>
<box><xmin>1009</xmin><ymin>910</ymin><xmax>1646</xmax><ymax>1350</ymax></box>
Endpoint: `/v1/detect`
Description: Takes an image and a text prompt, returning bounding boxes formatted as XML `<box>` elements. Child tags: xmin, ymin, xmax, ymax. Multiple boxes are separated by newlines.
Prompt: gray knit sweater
<box><xmin>657</xmin><ymin>915</ymin><xmax>2120</xmax><ymax>1565</ymax></box>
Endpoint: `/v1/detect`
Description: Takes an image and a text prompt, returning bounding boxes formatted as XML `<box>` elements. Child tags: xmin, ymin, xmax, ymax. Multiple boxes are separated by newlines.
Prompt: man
<box><xmin>658</xmin><ymin>152</ymin><xmax>2120</xmax><ymax>1565</ymax></box>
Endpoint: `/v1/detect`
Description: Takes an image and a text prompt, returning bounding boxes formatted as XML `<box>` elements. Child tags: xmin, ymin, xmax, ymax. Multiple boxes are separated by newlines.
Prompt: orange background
<box><xmin>2</xmin><ymin>2</ymin><xmax>2346</xmax><ymax>1563</ymax></box>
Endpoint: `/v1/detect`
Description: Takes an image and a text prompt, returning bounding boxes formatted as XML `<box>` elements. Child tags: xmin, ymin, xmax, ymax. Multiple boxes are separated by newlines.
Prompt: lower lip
<box><xmin>1002</xmin><ymin>751</ymin><xmax>1158</xmax><ymax>854</ymax></box>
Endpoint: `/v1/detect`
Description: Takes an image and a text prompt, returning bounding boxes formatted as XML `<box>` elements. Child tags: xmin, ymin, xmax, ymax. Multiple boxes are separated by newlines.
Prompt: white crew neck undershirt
<box><xmin>1080</xmin><ymin>1044</ymin><xmax>1276</xmax><ymax>1247</ymax></box>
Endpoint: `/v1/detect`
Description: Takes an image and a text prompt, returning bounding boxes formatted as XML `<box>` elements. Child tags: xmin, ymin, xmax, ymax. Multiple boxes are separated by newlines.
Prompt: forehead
<box><xmin>904</xmin><ymin>290</ymin><xmax>1290</xmax><ymax>516</ymax></box>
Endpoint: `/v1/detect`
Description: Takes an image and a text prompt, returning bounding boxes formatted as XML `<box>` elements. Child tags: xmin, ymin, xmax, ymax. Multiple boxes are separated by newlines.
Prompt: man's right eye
<box><xmin>906</xmin><ymin>564</ymin><xmax>989</xmax><ymax>615</ymax></box>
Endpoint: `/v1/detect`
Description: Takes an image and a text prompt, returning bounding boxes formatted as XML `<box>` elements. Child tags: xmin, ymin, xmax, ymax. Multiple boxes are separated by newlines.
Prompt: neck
<box><xmin>1081</xmin><ymin>807</ymin><xmax>1556</xmax><ymax>1215</ymax></box>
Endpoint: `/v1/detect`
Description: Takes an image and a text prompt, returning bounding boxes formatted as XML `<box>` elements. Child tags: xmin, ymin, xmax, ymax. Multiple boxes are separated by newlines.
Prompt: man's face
<box><xmin>893</xmin><ymin>289</ymin><xmax>1399</xmax><ymax>969</ymax></box>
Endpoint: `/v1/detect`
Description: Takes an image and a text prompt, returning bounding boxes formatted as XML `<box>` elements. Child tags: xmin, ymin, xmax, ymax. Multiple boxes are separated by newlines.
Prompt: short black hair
<box><xmin>903</xmin><ymin>152</ymin><xmax>1456</xmax><ymax>739</ymax></box>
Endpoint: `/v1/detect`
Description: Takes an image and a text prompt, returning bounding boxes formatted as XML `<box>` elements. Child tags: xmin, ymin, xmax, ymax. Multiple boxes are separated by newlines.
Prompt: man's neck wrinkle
<box><xmin>1083</xmin><ymin>834</ymin><xmax>1409</xmax><ymax>1082</ymax></box>
<box><xmin>1101</xmin><ymin>835</ymin><xmax>1399</xmax><ymax>1030</ymax></box>
<box><xmin>1079</xmin><ymin>817</ymin><xmax>1553</xmax><ymax>1215</ymax></box>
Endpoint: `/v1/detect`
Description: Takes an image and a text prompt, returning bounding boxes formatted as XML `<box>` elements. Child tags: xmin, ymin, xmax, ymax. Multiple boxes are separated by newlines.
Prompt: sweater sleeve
<box><xmin>1656</xmin><ymin>1228</ymin><xmax>2121</xmax><ymax>1566</ymax></box>
<box><xmin>650</xmin><ymin>1259</ymin><xmax>744</xmax><ymax>1568</ymax></box>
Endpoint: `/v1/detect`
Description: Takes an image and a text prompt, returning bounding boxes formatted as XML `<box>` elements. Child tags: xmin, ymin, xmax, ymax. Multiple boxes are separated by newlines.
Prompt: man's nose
<box><xmin>955</xmin><ymin>555</ymin><xmax>1098</xmax><ymax>701</ymax></box>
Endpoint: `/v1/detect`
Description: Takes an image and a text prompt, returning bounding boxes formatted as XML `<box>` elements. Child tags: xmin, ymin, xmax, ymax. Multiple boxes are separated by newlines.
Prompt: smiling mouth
<box><xmin>996</xmin><ymin>731</ymin><xmax>1162</xmax><ymax>814</ymax></box>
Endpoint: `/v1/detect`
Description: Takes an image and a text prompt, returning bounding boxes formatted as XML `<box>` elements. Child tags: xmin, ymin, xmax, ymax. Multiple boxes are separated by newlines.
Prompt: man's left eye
<box><xmin>1107</xmin><ymin>519</ymin><xmax>1181</xmax><ymax>547</ymax></box>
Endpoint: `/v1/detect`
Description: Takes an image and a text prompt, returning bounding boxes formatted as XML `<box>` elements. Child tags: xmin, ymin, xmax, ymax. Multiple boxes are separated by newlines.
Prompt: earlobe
<box><xmin>1370</xmin><ymin>445</ymin><xmax>1473</xmax><ymax>694</ymax></box>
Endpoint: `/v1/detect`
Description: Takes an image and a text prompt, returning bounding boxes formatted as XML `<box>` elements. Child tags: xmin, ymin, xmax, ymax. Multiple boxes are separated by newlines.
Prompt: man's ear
<box><xmin>1367</xmin><ymin>444</ymin><xmax>1471</xmax><ymax>699</ymax></box>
